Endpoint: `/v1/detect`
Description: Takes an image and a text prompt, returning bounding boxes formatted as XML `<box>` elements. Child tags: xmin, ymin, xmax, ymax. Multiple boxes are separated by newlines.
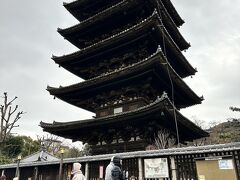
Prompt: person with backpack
<box><xmin>105</xmin><ymin>156</ymin><xmax>124</xmax><ymax>180</ymax></box>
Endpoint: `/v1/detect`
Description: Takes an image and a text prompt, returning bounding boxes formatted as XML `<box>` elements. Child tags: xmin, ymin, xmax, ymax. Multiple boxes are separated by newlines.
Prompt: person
<box><xmin>0</xmin><ymin>175</ymin><xmax>6</xmax><ymax>180</ymax></box>
<box><xmin>71</xmin><ymin>162</ymin><xmax>85</xmax><ymax>180</ymax></box>
<box><xmin>105</xmin><ymin>156</ymin><xmax>124</xmax><ymax>180</ymax></box>
<box><xmin>129</xmin><ymin>175</ymin><xmax>136</xmax><ymax>180</ymax></box>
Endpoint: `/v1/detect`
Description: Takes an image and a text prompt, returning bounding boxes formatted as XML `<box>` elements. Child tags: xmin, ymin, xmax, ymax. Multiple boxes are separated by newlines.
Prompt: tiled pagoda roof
<box><xmin>40</xmin><ymin>95</ymin><xmax>208</xmax><ymax>141</ymax></box>
<box><xmin>53</xmin><ymin>12</ymin><xmax>196</xmax><ymax>78</ymax></box>
<box><xmin>160</xmin><ymin>0</ymin><xmax>185</xmax><ymax>26</ymax></box>
<box><xmin>58</xmin><ymin>0</ymin><xmax>189</xmax><ymax>50</ymax></box>
<box><xmin>48</xmin><ymin>49</ymin><xmax>202</xmax><ymax>112</ymax></box>
<box><xmin>63</xmin><ymin>0</ymin><xmax>184</xmax><ymax>27</ymax></box>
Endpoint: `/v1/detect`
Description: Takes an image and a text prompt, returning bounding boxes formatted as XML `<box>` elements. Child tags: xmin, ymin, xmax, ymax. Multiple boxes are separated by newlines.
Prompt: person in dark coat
<box><xmin>105</xmin><ymin>156</ymin><xmax>124</xmax><ymax>180</ymax></box>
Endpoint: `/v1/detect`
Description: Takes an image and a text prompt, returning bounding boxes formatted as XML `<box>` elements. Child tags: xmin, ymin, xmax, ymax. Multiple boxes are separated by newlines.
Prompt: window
<box><xmin>99</xmin><ymin>110</ymin><xmax>108</xmax><ymax>117</ymax></box>
<box><xmin>114</xmin><ymin>107</ymin><xmax>123</xmax><ymax>114</ymax></box>
<box><xmin>128</xmin><ymin>104</ymin><xmax>138</xmax><ymax>111</ymax></box>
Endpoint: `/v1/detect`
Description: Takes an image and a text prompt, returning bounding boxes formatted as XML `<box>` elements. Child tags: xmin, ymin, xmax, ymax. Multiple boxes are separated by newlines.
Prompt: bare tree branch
<box><xmin>230</xmin><ymin>106</ymin><xmax>240</xmax><ymax>112</ymax></box>
<box><xmin>37</xmin><ymin>134</ymin><xmax>62</xmax><ymax>155</ymax></box>
<box><xmin>154</xmin><ymin>128</ymin><xmax>176</xmax><ymax>149</ymax></box>
<box><xmin>0</xmin><ymin>92</ymin><xmax>24</xmax><ymax>143</ymax></box>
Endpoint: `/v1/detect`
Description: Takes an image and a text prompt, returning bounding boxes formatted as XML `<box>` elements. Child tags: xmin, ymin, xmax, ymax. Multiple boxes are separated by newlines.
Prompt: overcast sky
<box><xmin>0</xmin><ymin>0</ymin><xmax>239</xmax><ymax>139</ymax></box>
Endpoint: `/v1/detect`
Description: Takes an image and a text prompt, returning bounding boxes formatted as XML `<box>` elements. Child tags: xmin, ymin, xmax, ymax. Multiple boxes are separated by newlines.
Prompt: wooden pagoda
<box><xmin>41</xmin><ymin>0</ymin><xmax>208</xmax><ymax>155</ymax></box>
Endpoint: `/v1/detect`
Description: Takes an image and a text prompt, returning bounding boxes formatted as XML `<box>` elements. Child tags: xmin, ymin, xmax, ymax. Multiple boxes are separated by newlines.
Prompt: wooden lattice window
<box><xmin>99</xmin><ymin>110</ymin><xmax>108</xmax><ymax>117</ymax></box>
<box><xmin>128</xmin><ymin>104</ymin><xmax>138</xmax><ymax>111</ymax></box>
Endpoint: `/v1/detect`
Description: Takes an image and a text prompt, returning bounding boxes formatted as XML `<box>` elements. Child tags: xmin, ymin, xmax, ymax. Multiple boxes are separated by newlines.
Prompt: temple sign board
<box><xmin>144</xmin><ymin>158</ymin><xmax>169</xmax><ymax>178</ymax></box>
<box><xmin>196</xmin><ymin>156</ymin><xmax>237</xmax><ymax>180</ymax></box>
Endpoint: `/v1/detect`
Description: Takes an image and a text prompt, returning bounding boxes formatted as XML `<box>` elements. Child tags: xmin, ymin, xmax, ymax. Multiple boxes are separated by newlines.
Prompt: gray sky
<box><xmin>0</xmin><ymin>0</ymin><xmax>239</xmax><ymax>138</ymax></box>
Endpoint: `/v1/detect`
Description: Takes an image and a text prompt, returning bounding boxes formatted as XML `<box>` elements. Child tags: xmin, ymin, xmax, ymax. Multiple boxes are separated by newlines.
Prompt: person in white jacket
<box><xmin>71</xmin><ymin>162</ymin><xmax>85</xmax><ymax>180</ymax></box>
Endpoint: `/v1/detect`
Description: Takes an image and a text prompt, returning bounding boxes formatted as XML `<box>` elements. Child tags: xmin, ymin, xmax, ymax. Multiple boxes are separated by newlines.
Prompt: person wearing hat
<box><xmin>105</xmin><ymin>156</ymin><xmax>124</xmax><ymax>180</ymax></box>
<box><xmin>71</xmin><ymin>162</ymin><xmax>85</xmax><ymax>180</ymax></box>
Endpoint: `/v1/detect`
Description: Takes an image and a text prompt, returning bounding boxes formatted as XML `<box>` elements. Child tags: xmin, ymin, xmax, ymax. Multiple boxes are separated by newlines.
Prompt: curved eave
<box><xmin>40</xmin><ymin>97</ymin><xmax>168</xmax><ymax>131</ymax></box>
<box><xmin>63</xmin><ymin>0</ymin><xmax>93</xmax><ymax>20</ymax></box>
<box><xmin>63</xmin><ymin>2</ymin><xmax>80</xmax><ymax>19</ymax></box>
<box><xmin>160</xmin><ymin>0</ymin><xmax>185</xmax><ymax>27</ymax></box>
<box><xmin>59</xmin><ymin>0</ymin><xmax>189</xmax><ymax>51</ymax></box>
<box><xmin>40</xmin><ymin>97</ymin><xmax>208</xmax><ymax>140</ymax></box>
<box><xmin>48</xmin><ymin>50</ymin><xmax>202</xmax><ymax>110</ymax></box>
<box><xmin>63</xmin><ymin>1</ymin><xmax>85</xmax><ymax>22</ymax></box>
<box><xmin>63</xmin><ymin>0</ymin><xmax>122</xmax><ymax>22</ymax></box>
<box><xmin>53</xmin><ymin>13</ymin><xmax>159</xmax><ymax>62</ymax></box>
<box><xmin>63</xmin><ymin>0</ymin><xmax>184</xmax><ymax>27</ymax></box>
<box><xmin>53</xmin><ymin>12</ymin><xmax>196</xmax><ymax>77</ymax></box>
<box><xmin>63</xmin><ymin>0</ymin><xmax>85</xmax><ymax>8</ymax></box>
<box><xmin>166</xmin><ymin>109</ymin><xmax>209</xmax><ymax>139</ymax></box>
<box><xmin>59</xmin><ymin>0</ymin><xmax>129</xmax><ymax>36</ymax></box>
<box><xmin>158</xmin><ymin>3</ymin><xmax>190</xmax><ymax>50</ymax></box>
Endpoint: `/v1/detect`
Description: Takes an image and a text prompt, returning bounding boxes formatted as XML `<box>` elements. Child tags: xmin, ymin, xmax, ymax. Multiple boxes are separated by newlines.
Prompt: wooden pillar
<box><xmin>15</xmin><ymin>157</ymin><xmax>21</xmax><ymax>178</ymax></box>
<box><xmin>170</xmin><ymin>157</ymin><xmax>177</xmax><ymax>180</ymax></box>
<box><xmin>58</xmin><ymin>153</ymin><xmax>64</xmax><ymax>180</ymax></box>
<box><xmin>34</xmin><ymin>167</ymin><xmax>38</xmax><ymax>180</ymax></box>
<box><xmin>85</xmin><ymin>162</ymin><xmax>89</xmax><ymax>180</ymax></box>
<box><xmin>138</xmin><ymin>158</ymin><xmax>143</xmax><ymax>180</ymax></box>
<box><xmin>124</xmin><ymin>142</ymin><xmax>127</xmax><ymax>152</ymax></box>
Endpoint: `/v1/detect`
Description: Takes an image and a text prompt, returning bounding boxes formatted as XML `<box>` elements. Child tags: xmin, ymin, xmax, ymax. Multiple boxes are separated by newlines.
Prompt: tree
<box><xmin>37</xmin><ymin>134</ymin><xmax>62</xmax><ymax>155</ymax></box>
<box><xmin>21</xmin><ymin>136</ymin><xmax>41</xmax><ymax>157</ymax></box>
<box><xmin>0</xmin><ymin>154</ymin><xmax>11</xmax><ymax>164</ymax></box>
<box><xmin>190</xmin><ymin>116</ymin><xmax>208</xmax><ymax>146</ymax></box>
<box><xmin>230</xmin><ymin>106</ymin><xmax>240</xmax><ymax>112</ymax></box>
<box><xmin>0</xmin><ymin>92</ymin><xmax>24</xmax><ymax>143</ymax></box>
<box><xmin>63</xmin><ymin>147</ymin><xmax>82</xmax><ymax>158</ymax></box>
<box><xmin>2</xmin><ymin>136</ymin><xmax>24</xmax><ymax>158</ymax></box>
<box><xmin>208</xmin><ymin>120</ymin><xmax>218</xmax><ymax>129</ymax></box>
<box><xmin>0</xmin><ymin>135</ymin><xmax>24</xmax><ymax>164</ymax></box>
<box><xmin>81</xmin><ymin>143</ymin><xmax>91</xmax><ymax>156</ymax></box>
<box><xmin>154</xmin><ymin>128</ymin><xmax>176</xmax><ymax>149</ymax></box>
<box><xmin>0</xmin><ymin>135</ymin><xmax>41</xmax><ymax>164</ymax></box>
<box><xmin>192</xmin><ymin>116</ymin><xmax>206</xmax><ymax>129</ymax></box>
<box><xmin>229</xmin><ymin>106</ymin><xmax>240</xmax><ymax>121</ymax></box>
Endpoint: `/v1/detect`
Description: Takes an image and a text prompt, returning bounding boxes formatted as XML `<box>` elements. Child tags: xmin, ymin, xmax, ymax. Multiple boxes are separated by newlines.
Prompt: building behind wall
<box><xmin>40</xmin><ymin>0</ymin><xmax>208</xmax><ymax>155</ymax></box>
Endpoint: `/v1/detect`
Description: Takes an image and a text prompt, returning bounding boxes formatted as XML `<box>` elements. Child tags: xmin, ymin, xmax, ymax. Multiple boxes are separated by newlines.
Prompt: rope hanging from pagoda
<box><xmin>155</xmin><ymin>0</ymin><xmax>180</xmax><ymax>147</ymax></box>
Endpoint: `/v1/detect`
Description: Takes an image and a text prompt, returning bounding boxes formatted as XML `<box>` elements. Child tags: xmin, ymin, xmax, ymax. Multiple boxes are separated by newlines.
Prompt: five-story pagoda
<box><xmin>40</xmin><ymin>0</ymin><xmax>208</xmax><ymax>155</ymax></box>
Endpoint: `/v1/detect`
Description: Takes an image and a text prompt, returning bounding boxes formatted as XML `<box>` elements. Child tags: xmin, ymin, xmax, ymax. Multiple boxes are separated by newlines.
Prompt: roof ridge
<box><xmin>48</xmin><ymin>49</ymin><xmax>161</xmax><ymax>91</ymax></box>
<box><xmin>53</xmin><ymin>12</ymin><xmax>159</xmax><ymax>61</ymax></box>
<box><xmin>59</xmin><ymin>0</ymin><xmax>128</xmax><ymax>33</ymax></box>
<box><xmin>40</xmin><ymin>93</ymin><xmax>169</xmax><ymax>127</ymax></box>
